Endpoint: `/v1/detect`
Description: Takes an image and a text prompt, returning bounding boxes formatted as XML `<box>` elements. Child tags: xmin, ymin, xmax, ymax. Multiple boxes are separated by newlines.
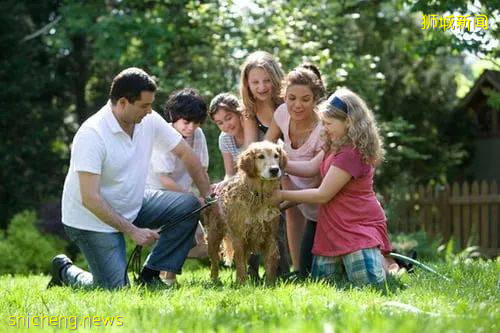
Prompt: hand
<box><xmin>128</xmin><ymin>226</ymin><xmax>160</xmax><ymax>247</ymax></box>
<box><xmin>271</xmin><ymin>189</ymin><xmax>283</xmax><ymax>206</ymax></box>
<box><xmin>211</xmin><ymin>181</ymin><xmax>225</xmax><ymax>195</ymax></box>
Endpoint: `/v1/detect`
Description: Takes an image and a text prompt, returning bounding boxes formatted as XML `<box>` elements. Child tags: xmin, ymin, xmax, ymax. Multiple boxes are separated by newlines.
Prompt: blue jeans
<box><xmin>62</xmin><ymin>190</ymin><xmax>200</xmax><ymax>289</ymax></box>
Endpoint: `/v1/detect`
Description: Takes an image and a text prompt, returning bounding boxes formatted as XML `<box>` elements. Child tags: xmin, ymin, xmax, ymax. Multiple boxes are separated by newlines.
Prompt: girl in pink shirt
<box><xmin>273</xmin><ymin>88</ymin><xmax>395</xmax><ymax>286</ymax></box>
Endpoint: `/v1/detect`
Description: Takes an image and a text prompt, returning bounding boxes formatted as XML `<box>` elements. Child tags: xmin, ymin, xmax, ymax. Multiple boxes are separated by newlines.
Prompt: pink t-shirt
<box><xmin>312</xmin><ymin>146</ymin><xmax>392</xmax><ymax>257</ymax></box>
<box><xmin>274</xmin><ymin>103</ymin><xmax>322</xmax><ymax>221</ymax></box>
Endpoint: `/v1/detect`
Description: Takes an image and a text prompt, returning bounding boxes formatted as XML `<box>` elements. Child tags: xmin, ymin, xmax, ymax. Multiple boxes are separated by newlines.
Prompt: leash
<box><xmin>125</xmin><ymin>194</ymin><xmax>218</xmax><ymax>284</ymax></box>
<box><xmin>388</xmin><ymin>252</ymin><xmax>450</xmax><ymax>281</ymax></box>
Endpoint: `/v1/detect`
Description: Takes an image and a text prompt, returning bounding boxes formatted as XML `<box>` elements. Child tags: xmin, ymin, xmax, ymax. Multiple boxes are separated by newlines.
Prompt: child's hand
<box><xmin>271</xmin><ymin>189</ymin><xmax>283</xmax><ymax>206</ymax></box>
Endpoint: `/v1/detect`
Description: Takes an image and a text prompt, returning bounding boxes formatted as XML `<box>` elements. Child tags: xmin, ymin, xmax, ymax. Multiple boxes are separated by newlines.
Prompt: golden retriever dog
<box><xmin>206</xmin><ymin>141</ymin><xmax>287</xmax><ymax>284</ymax></box>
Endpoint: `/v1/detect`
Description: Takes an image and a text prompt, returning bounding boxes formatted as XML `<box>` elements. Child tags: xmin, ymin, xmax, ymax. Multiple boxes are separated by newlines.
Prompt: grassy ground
<box><xmin>1</xmin><ymin>258</ymin><xmax>498</xmax><ymax>332</ymax></box>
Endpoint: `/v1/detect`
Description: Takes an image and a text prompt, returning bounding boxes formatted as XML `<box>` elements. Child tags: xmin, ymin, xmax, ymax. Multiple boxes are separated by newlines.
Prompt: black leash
<box><xmin>125</xmin><ymin>195</ymin><xmax>218</xmax><ymax>285</ymax></box>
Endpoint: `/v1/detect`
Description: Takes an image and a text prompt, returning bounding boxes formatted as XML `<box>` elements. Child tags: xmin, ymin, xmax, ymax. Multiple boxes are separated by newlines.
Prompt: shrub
<box><xmin>0</xmin><ymin>210</ymin><xmax>67</xmax><ymax>275</ymax></box>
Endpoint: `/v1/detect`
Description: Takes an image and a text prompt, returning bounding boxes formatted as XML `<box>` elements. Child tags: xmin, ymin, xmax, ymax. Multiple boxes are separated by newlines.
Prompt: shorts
<box><xmin>311</xmin><ymin>247</ymin><xmax>386</xmax><ymax>286</ymax></box>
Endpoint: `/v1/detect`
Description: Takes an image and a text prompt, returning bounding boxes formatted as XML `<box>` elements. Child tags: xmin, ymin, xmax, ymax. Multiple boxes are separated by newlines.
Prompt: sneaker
<box><xmin>137</xmin><ymin>268</ymin><xmax>177</xmax><ymax>289</ymax></box>
<box><xmin>282</xmin><ymin>270</ymin><xmax>304</xmax><ymax>282</ymax></box>
<box><xmin>47</xmin><ymin>254</ymin><xmax>73</xmax><ymax>288</ymax></box>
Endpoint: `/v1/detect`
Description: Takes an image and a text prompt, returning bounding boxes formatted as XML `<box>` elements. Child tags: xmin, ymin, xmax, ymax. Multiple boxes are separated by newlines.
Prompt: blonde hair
<box><xmin>320</xmin><ymin>87</ymin><xmax>385</xmax><ymax>165</ymax></box>
<box><xmin>239</xmin><ymin>51</ymin><xmax>284</xmax><ymax>119</ymax></box>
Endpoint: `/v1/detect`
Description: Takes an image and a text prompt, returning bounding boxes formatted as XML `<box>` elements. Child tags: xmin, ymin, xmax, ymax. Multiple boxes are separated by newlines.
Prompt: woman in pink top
<box><xmin>273</xmin><ymin>88</ymin><xmax>395</xmax><ymax>286</ymax></box>
<box><xmin>265</xmin><ymin>64</ymin><xmax>326</xmax><ymax>277</ymax></box>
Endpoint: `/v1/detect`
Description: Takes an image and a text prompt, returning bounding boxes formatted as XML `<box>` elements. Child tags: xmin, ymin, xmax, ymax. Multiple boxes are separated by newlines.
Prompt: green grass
<box><xmin>1</xmin><ymin>259</ymin><xmax>498</xmax><ymax>332</ymax></box>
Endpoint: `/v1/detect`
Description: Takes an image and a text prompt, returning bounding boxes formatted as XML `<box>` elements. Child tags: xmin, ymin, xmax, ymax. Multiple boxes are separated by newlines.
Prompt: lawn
<box><xmin>1</xmin><ymin>258</ymin><xmax>498</xmax><ymax>332</ymax></box>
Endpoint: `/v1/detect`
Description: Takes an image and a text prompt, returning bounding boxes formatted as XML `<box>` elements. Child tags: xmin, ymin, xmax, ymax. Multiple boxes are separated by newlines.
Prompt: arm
<box><xmin>242</xmin><ymin>116</ymin><xmax>258</xmax><ymax>147</ymax></box>
<box><xmin>264</xmin><ymin>117</ymin><xmax>282</xmax><ymax>143</ymax></box>
<box><xmin>158</xmin><ymin>173</ymin><xmax>186</xmax><ymax>192</ymax></box>
<box><xmin>222</xmin><ymin>152</ymin><xmax>236</xmax><ymax>178</ymax></box>
<box><xmin>278</xmin><ymin>166</ymin><xmax>352</xmax><ymax>204</ymax></box>
<box><xmin>78</xmin><ymin>172</ymin><xmax>159</xmax><ymax>246</ymax></box>
<box><xmin>171</xmin><ymin>140</ymin><xmax>211</xmax><ymax>197</ymax></box>
<box><xmin>285</xmin><ymin>150</ymin><xmax>325</xmax><ymax>178</ymax></box>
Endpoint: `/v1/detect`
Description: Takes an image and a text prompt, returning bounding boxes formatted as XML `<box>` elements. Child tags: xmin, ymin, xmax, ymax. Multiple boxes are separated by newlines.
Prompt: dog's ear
<box><xmin>278</xmin><ymin>146</ymin><xmax>288</xmax><ymax>170</ymax></box>
<box><xmin>238</xmin><ymin>148</ymin><xmax>256</xmax><ymax>177</ymax></box>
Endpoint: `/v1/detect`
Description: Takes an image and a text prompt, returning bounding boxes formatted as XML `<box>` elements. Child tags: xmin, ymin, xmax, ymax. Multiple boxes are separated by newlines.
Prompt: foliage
<box><xmin>1</xmin><ymin>0</ymin><xmax>497</xmax><ymax>226</ymax></box>
<box><xmin>390</xmin><ymin>231</ymin><xmax>442</xmax><ymax>260</ymax></box>
<box><xmin>0</xmin><ymin>1</ymin><xmax>68</xmax><ymax>227</ymax></box>
<box><xmin>1</xmin><ymin>259</ymin><xmax>498</xmax><ymax>332</ymax></box>
<box><xmin>0</xmin><ymin>211</ymin><xmax>67</xmax><ymax>274</ymax></box>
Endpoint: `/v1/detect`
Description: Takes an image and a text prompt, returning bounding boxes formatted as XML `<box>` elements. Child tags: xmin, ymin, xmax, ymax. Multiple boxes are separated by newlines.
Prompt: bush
<box><xmin>390</xmin><ymin>231</ymin><xmax>442</xmax><ymax>260</ymax></box>
<box><xmin>0</xmin><ymin>210</ymin><xmax>67</xmax><ymax>275</ymax></box>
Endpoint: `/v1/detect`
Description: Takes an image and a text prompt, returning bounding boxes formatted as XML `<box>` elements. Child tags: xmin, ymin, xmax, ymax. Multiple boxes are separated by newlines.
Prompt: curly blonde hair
<box><xmin>239</xmin><ymin>51</ymin><xmax>284</xmax><ymax>119</ymax></box>
<box><xmin>320</xmin><ymin>88</ymin><xmax>385</xmax><ymax>165</ymax></box>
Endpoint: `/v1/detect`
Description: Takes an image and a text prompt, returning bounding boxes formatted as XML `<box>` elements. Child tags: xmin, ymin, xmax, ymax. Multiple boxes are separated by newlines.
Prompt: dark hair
<box><xmin>109</xmin><ymin>67</ymin><xmax>157</xmax><ymax>105</ymax></box>
<box><xmin>298</xmin><ymin>63</ymin><xmax>324</xmax><ymax>87</ymax></box>
<box><xmin>164</xmin><ymin>88</ymin><xmax>207</xmax><ymax>124</ymax></box>
<box><xmin>208</xmin><ymin>93</ymin><xmax>241</xmax><ymax>120</ymax></box>
<box><xmin>282</xmin><ymin>63</ymin><xmax>326</xmax><ymax>101</ymax></box>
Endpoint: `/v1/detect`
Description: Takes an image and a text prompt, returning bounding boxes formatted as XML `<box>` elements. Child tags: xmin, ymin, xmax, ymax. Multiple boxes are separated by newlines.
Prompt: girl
<box><xmin>273</xmin><ymin>88</ymin><xmax>395</xmax><ymax>286</ymax></box>
<box><xmin>239</xmin><ymin>51</ymin><xmax>284</xmax><ymax>146</ymax></box>
<box><xmin>146</xmin><ymin>88</ymin><xmax>209</xmax><ymax>274</ymax></box>
<box><xmin>208</xmin><ymin>93</ymin><xmax>244</xmax><ymax>179</ymax></box>
<box><xmin>265</xmin><ymin>64</ymin><xmax>326</xmax><ymax>277</ymax></box>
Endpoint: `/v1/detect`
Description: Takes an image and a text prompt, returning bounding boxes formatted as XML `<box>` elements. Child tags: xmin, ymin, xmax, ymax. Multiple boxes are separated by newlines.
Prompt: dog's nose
<box><xmin>269</xmin><ymin>167</ymin><xmax>280</xmax><ymax>177</ymax></box>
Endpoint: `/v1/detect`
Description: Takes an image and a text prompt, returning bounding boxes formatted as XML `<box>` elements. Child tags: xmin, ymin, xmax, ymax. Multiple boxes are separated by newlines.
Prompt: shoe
<box><xmin>47</xmin><ymin>254</ymin><xmax>73</xmax><ymax>288</ymax></box>
<box><xmin>282</xmin><ymin>270</ymin><xmax>304</xmax><ymax>282</ymax></box>
<box><xmin>137</xmin><ymin>268</ymin><xmax>177</xmax><ymax>288</ymax></box>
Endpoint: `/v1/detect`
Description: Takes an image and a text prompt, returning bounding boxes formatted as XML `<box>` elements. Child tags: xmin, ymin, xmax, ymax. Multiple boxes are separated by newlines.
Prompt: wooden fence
<box><xmin>391</xmin><ymin>180</ymin><xmax>499</xmax><ymax>257</ymax></box>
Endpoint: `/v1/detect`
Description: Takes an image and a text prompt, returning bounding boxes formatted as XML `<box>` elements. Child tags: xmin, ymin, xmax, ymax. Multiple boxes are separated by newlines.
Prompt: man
<box><xmin>48</xmin><ymin>67</ymin><xmax>211</xmax><ymax>289</ymax></box>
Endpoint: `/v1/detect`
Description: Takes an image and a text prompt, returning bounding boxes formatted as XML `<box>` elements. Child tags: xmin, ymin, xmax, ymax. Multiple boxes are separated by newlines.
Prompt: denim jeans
<box><xmin>62</xmin><ymin>190</ymin><xmax>200</xmax><ymax>289</ymax></box>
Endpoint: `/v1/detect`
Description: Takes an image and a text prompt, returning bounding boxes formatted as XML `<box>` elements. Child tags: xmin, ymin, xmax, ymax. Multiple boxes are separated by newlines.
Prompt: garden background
<box><xmin>0</xmin><ymin>1</ymin><xmax>498</xmax><ymax>332</ymax></box>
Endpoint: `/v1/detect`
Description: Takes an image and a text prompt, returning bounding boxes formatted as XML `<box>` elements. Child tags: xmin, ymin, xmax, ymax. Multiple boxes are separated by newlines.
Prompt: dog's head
<box><xmin>237</xmin><ymin>141</ymin><xmax>288</xmax><ymax>180</ymax></box>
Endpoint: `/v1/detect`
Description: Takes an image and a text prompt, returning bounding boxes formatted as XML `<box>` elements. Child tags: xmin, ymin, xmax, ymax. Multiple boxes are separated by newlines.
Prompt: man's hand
<box><xmin>127</xmin><ymin>226</ymin><xmax>160</xmax><ymax>247</ymax></box>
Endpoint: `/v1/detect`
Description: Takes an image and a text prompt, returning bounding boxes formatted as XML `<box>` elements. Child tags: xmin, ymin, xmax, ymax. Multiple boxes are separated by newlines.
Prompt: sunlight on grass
<box><xmin>1</xmin><ymin>259</ymin><xmax>498</xmax><ymax>332</ymax></box>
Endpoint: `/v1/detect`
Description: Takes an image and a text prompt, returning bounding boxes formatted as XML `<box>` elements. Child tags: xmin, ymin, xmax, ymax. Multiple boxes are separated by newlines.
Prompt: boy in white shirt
<box><xmin>146</xmin><ymin>88</ymin><xmax>209</xmax><ymax>259</ymax></box>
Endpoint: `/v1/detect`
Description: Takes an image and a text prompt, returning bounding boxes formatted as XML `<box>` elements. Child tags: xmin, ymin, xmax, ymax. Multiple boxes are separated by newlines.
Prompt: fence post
<box><xmin>462</xmin><ymin>181</ymin><xmax>471</xmax><ymax>246</ymax></box>
<box><xmin>471</xmin><ymin>181</ymin><xmax>480</xmax><ymax>246</ymax></box>
<box><xmin>480</xmin><ymin>180</ymin><xmax>489</xmax><ymax>252</ymax></box>
<box><xmin>491</xmin><ymin>181</ymin><xmax>498</xmax><ymax>254</ymax></box>
<box><xmin>452</xmin><ymin>182</ymin><xmax>461</xmax><ymax>248</ymax></box>
<box><xmin>440</xmin><ymin>184</ymin><xmax>451</xmax><ymax>242</ymax></box>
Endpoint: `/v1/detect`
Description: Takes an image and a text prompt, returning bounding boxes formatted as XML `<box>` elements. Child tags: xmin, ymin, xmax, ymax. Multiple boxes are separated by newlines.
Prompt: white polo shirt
<box><xmin>61</xmin><ymin>101</ymin><xmax>182</xmax><ymax>232</ymax></box>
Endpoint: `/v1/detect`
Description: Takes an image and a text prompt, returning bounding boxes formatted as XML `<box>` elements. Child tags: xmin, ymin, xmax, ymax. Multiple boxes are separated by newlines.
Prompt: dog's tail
<box><xmin>221</xmin><ymin>237</ymin><xmax>234</xmax><ymax>266</ymax></box>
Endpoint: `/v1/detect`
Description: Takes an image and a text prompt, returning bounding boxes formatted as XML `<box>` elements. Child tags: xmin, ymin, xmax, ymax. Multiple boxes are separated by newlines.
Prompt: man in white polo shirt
<box><xmin>48</xmin><ymin>67</ymin><xmax>211</xmax><ymax>289</ymax></box>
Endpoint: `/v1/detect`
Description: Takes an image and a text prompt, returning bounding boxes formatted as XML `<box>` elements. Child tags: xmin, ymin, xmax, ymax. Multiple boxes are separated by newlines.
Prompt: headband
<box><xmin>328</xmin><ymin>96</ymin><xmax>348</xmax><ymax>114</ymax></box>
